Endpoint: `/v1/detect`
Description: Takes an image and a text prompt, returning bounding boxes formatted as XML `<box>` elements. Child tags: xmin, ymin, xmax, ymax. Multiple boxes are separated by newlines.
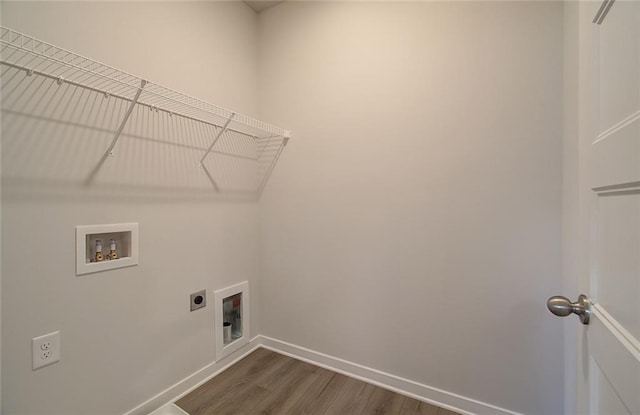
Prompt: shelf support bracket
<box><xmin>199</xmin><ymin>113</ymin><xmax>235</xmax><ymax>192</ymax></box>
<box><xmin>200</xmin><ymin>113</ymin><xmax>235</xmax><ymax>165</ymax></box>
<box><xmin>106</xmin><ymin>79</ymin><xmax>147</xmax><ymax>157</ymax></box>
<box><xmin>85</xmin><ymin>79</ymin><xmax>147</xmax><ymax>185</ymax></box>
<box><xmin>200</xmin><ymin>164</ymin><xmax>220</xmax><ymax>193</ymax></box>
<box><xmin>257</xmin><ymin>131</ymin><xmax>291</xmax><ymax>198</ymax></box>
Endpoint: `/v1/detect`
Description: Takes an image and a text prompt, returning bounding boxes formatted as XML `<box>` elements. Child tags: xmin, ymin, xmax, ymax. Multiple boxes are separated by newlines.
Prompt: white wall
<box><xmin>1</xmin><ymin>2</ymin><xmax>260</xmax><ymax>414</ymax></box>
<box><xmin>1</xmin><ymin>2</ymin><xmax>566</xmax><ymax>414</ymax></box>
<box><xmin>257</xmin><ymin>2</ymin><xmax>564</xmax><ymax>414</ymax></box>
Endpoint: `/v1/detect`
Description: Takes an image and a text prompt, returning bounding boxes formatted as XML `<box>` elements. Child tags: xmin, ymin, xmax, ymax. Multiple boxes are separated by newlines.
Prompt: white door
<box><xmin>557</xmin><ymin>1</ymin><xmax>640</xmax><ymax>414</ymax></box>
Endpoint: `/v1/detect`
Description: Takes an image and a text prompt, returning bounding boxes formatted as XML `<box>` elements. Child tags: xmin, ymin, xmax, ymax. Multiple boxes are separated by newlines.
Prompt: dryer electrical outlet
<box><xmin>32</xmin><ymin>331</ymin><xmax>60</xmax><ymax>370</ymax></box>
<box><xmin>190</xmin><ymin>290</ymin><xmax>207</xmax><ymax>312</ymax></box>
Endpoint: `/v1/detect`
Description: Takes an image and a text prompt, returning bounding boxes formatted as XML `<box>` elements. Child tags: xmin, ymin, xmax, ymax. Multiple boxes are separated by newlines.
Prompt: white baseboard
<box><xmin>125</xmin><ymin>334</ymin><xmax>520</xmax><ymax>415</ymax></box>
<box><xmin>148</xmin><ymin>403</ymin><xmax>189</xmax><ymax>415</ymax></box>
<box><xmin>259</xmin><ymin>335</ymin><xmax>522</xmax><ymax>415</ymax></box>
<box><xmin>123</xmin><ymin>336</ymin><xmax>261</xmax><ymax>415</ymax></box>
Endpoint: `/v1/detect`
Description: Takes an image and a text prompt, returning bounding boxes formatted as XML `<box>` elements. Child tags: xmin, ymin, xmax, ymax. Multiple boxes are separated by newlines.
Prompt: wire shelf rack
<box><xmin>0</xmin><ymin>26</ymin><xmax>290</xmax><ymax>197</ymax></box>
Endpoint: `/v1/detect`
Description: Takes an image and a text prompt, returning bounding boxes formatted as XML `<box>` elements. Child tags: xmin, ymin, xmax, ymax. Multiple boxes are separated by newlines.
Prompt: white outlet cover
<box><xmin>32</xmin><ymin>331</ymin><xmax>60</xmax><ymax>370</ymax></box>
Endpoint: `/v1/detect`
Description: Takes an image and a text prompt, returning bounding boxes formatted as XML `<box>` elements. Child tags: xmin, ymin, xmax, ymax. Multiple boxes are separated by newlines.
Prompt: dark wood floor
<box><xmin>176</xmin><ymin>348</ymin><xmax>460</xmax><ymax>415</ymax></box>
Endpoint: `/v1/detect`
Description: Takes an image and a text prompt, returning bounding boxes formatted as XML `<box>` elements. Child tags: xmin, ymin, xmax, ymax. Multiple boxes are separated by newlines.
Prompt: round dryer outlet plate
<box><xmin>190</xmin><ymin>290</ymin><xmax>206</xmax><ymax>311</ymax></box>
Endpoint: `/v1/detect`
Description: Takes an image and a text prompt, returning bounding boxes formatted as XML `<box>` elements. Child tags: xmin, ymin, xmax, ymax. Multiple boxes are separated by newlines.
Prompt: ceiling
<box><xmin>244</xmin><ymin>1</ymin><xmax>284</xmax><ymax>13</ymax></box>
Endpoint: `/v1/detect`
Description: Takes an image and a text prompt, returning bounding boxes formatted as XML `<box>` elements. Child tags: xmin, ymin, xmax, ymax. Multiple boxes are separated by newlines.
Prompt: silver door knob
<box><xmin>546</xmin><ymin>294</ymin><xmax>591</xmax><ymax>325</ymax></box>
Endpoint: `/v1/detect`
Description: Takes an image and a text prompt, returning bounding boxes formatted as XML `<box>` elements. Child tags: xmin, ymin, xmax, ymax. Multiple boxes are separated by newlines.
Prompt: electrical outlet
<box><xmin>32</xmin><ymin>331</ymin><xmax>60</xmax><ymax>370</ymax></box>
<box><xmin>190</xmin><ymin>290</ymin><xmax>206</xmax><ymax>312</ymax></box>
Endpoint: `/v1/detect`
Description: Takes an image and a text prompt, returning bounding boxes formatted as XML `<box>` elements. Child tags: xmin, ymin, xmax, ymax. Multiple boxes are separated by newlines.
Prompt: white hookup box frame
<box><xmin>76</xmin><ymin>223</ymin><xmax>139</xmax><ymax>275</ymax></box>
<box><xmin>214</xmin><ymin>281</ymin><xmax>250</xmax><ymax>360</ymax></box>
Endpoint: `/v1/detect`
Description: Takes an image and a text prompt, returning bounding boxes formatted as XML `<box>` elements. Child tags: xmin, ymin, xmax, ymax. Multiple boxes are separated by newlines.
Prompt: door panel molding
<box><xmin>590</xmin><ymin>311</ymin><xmax>640</xmax><ymax>414</ymax></box>
<box><xmin>592</xmin><ymin>183</ymin><xmax>640</xmax><ymax>195</ymax></box>
<box><xmin>593</xmin><ymin>305</ymin><xmax>640</xmax><ymax>361</ymax></box>
<box><xmin>594</xmin><ymin>109</ymin><xmax>640</xmax><ymax>145</ymax></box>
<box><xmin>591</xmin><ymin>119</ymin><xmax>640</xmax><ymax>190</ymax></box>
<box><xmin>593</xmin><ymin>0</ymin><xmax>616</xmax><ymax>25</ymax></box>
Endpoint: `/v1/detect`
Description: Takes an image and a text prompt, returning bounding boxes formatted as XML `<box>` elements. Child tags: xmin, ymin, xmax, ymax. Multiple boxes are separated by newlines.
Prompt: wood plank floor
<box><xmin>176</xmin><ymin>348</ymin><xmax>460</xmax><ymax>415</ymax></box>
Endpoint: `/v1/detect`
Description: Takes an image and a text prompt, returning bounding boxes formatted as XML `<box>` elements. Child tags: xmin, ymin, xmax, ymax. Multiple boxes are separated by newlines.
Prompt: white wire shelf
<box><xmin>0</xmin><ymin>26</ymin><xmax>291</xmax><ymax>197</ymax></box>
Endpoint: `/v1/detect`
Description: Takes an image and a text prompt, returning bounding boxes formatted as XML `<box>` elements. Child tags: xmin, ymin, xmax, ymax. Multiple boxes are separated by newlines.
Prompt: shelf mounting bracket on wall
<box><xmin>84</xmin><ymin>79</ymin><xmax>147</xmax><ymax>185</ymax></box>
<box><xmin>257</xmin><ymin>130</ymin><xmax>290</xmax><ymax>197</ymax></box>
<box><xmin>199</xmin><ymin>113</ymin><xmax>235</xmax><ymax>191</ymax></box>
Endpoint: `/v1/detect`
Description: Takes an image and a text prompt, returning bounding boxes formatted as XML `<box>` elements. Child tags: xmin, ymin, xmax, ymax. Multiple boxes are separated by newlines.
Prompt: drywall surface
<box><xmin>1</xmin><ymin>2</ymin><xmax>260</xmax><ymax>414</ymax></box>
<box><xmin>257</xmin><ymin>2</ymin><xmax>564</xmax><ymax>414</ymax></box>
